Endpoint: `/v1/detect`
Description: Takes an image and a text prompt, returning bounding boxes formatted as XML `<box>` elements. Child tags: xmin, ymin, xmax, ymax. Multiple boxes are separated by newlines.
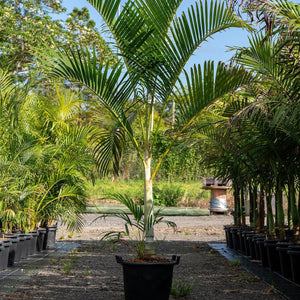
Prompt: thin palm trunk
<box><xmin>240</xmin><ymin>185</ymin><xmax>246</xmax><ymax>226</ymax></box>
<box><xmin>266</xmin><ymin>186</ymin><xmax>275</xmax><ymax>234</ymax></box>
<box><xmin>258</xmin><ymin>188</ymin><xmax>265</xmax><ymax>231</ymax></box>
<box><xmin>275</xmin><ymin>179</ymin><xmax>284</xmax><ymax>229</ymax></box>
<box><xmin>144</xmin><ymin>154</ymin><xmax>155</xmax><ymax>256</ymax></box>
<box><xmin>288</xmin><ymin>175</ymin><xmax>299</xmax><ymax>229</ymax></box>
<box><xmin>234</xmin><ymin>182</ymin><xmax>241</xmax><ymax>226</ymax></box>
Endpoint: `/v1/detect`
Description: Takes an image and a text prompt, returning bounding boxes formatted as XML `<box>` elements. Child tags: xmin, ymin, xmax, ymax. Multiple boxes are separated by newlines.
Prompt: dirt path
<box><xmin>4</xmin><ymin>215</ymin><xmax>284</xmax><ymax>300</ymax></box>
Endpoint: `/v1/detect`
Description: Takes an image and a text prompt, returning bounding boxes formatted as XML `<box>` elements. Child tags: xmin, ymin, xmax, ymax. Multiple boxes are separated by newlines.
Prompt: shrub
<box><xmin>153</xmin><ymin>184</ymin><xmax>184</xmax><ymax>207</ymax></box>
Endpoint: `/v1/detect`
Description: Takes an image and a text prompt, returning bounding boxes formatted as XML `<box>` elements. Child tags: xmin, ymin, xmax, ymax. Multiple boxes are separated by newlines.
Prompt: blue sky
<box><xmin>62</xmin><ymin>0</ymin><xmax>250</xmax><ymax>68</ymax></box>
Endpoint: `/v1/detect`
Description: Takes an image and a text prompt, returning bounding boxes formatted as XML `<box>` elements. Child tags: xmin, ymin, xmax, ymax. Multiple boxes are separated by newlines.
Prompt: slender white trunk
<box><xmin>144</xmin><ymin>153</ymin><xmax>155</xmax><ymax>256</ymax></box>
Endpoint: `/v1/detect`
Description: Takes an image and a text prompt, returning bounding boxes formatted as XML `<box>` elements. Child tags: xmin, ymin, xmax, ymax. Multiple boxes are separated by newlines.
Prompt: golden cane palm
<box><xmin>42</xmin><ymin>0</ymin><xmax>253</xmax><ymax>255</ymax></box>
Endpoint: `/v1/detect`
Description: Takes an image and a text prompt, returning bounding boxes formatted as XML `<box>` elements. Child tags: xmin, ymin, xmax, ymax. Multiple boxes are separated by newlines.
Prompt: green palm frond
<box><xmin>175</xmin><ymin>61</ymin><xmax>254</xmax><ymax>126</ymax></box>
<box><xmin>90</xmin><ymin>123</ymin><xmax>126</xmax><ymax>176</ymax></box>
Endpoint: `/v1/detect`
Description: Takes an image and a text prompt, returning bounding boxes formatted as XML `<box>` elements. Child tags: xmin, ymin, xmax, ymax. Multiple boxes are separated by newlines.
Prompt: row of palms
<box><xmin>0</xmin><ymin>70</ymin><xmax>94</xmax><ymax>232</ymax></box>
<box><xmin>198</xmin><ymin>0</ymin><xmax>300</xmax><ymax>236</ymax></box>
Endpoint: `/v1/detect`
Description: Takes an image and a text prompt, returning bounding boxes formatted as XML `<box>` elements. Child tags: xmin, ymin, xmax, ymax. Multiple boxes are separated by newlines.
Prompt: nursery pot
<box><xmin>237</xmin><ymin>230</ymin><xmax>246</xmax><ymax>254</ymax></box>
<box><xmin>254</xmin><ymin>237</ymin><xmax>265</xmax><ymax>261</ymax></box>
<box><xmin>257</xmin><ymin>239</ymin><xmax>269</xmax><ymax>268</ymax></box>
<box><xmin>4</xmin><ymin>235</ymin><xmax>20</xmax><ymax>265</ymax></box>
<box><xmin>230</xmin><ymin>228</ymin><xmax>240</xmax><ymax>251</ymax></box>
<box><xmin>276</xmin><ymin>243</ymin><xmax>292</xmax><ymax>279</ymax></box>
<box><xmin>44</xmin><ymin>225</ymin><xmax>57</xmax><ymax>250</ymax></box>
<box><xmin>28</xmin><ymin>231</ymin><xmax>38</xmax><ymax>255</ymax></box>
<box><xmin>18</xmin><ymin>234</ymin><xmax>32</xmax><ymax>258</ymax></box>
<box><xmin>0</xmin><ymin>242</ymin><xmax>9</xmax><ymax>270</ymax></box>
<box><xmin>242</xmin><ymin>232</ymin><xmax>255</xmax><ymax>256</ymax></box>
<box><xmin>37</xmin><ymin>228</ymin><xmax>46</xmax><ymax>252</ymax></box>
<box><xmin>264</xmin><ymin>240</ymin><xmax>280</xmax><ymax>272</ymax></box>
<box><xmin>116</xmin><ymin>255</ymin><xmax>180</xmax><ymax>300</ymax></box>
<box><xmin>287</xmin><ymin>245</ymin><xmax>300</xmax><ymax>284</ymax></box>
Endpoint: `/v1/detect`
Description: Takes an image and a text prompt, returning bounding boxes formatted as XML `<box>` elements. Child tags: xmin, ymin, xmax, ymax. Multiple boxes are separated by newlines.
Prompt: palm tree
<box><xmin>42</xmin><ymin>0</ymin><xmax>253</xmax><ymax>255</ymax></box>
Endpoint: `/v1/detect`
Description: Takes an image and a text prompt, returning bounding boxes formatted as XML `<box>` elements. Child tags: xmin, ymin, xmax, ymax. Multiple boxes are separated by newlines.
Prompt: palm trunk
<box><xmin>240</xmin><ymin>185</ymin><xmax>246</xmax><ymax>226</ymax></box>
<box><xmin>233</xmin><ymin>182</ymin><xmax>241</xmax><ymax>226</ymax></box>
<box><xmin>288</xmin><ymin>175</ymin><xmax>299</xmax><ymax>229</ymax></box>
<box><xmin>258</xmin><ymin>188</ymin><xmax>265</xmax><ymax>231</ymax></box>
<box><xmin>144</xmin><ymin>155</ymin><xmax>155</xmax><ymax>256</ymax></box>
<box><xmin>275</xmin><ymin>179</ymin><xmax>284</xmax><ymax>229</ymax></box>
<box><xmin>266</xmin><ymin>186</ymin><xmax>275</xmax><ymax>234</ymax></box>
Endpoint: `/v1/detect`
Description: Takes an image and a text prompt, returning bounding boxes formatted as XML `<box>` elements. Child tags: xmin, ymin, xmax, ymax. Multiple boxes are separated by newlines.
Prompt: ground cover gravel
<box><xmin>5</xmin><ymin>215</ymin><xmax>284</xmax><ymax>300</ymax></box>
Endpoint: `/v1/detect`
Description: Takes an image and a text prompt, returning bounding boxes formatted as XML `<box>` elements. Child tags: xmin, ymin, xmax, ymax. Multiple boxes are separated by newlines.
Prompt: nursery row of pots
<box><xmin>0</xmin><ymin>225</ymin><xmax>57</xmax><ymax>270</ymax></box>
<box><xmin>224</xmin><ymin>225</ymin><xmax>300</xmax><ymax>285</ymax></box>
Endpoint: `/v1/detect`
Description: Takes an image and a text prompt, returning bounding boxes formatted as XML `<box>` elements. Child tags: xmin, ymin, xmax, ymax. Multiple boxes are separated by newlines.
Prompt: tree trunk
<box><xmin>288</xmin><ymin>176</ymin><xmax>299</xmax><ymax>229</ymax></box>
<box><xmin>275</xmin><ymin>179</ymin><xmax>284</xmax><ymax>229</ymax></box>
<box><xmin>266</xmin><ymin>186</ymin><xmax>274</xmax><ymax>234</ymax></box>
<box><xmin>240</xmin><ymin>185</ymin><xmax>246</xmax><ymax>226</ymax></box>
<box><xmin>144</xmin><ymin>155</ymin><xmax>155</xmax><ymax>256</ymax></box>
<box><xmin>233</xmin><ymin>182</ymin><xmax>241</xmax><ymax>226</ymax></box>
<box><xmin>257</xmin><ymin>188</ymin><xmax>265</xmax><ymax>231</ymax></box>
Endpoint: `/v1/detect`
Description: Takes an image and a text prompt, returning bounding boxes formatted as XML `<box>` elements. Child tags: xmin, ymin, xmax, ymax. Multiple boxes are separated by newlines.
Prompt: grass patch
<box><xmin>86</xmin><ymin>179</ymin><xmax>210</xmax><ymax>206</ymax></box>
<box><xmin>171</xmin><ymin>280</ymin><xmax>194</xmax><ymax>298</ymax></box>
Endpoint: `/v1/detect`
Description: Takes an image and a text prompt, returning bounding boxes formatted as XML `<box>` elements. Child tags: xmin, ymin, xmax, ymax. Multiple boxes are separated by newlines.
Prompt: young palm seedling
<box><xmin>94</xmin><ymin>193</ymin><xmax>176</xmax><ymax>260</ymax></box>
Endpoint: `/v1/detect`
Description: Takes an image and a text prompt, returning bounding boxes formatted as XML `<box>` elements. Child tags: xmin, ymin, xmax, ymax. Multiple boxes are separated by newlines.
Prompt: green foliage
<box><xmin>87</xmin><ymin>179</ymin><xmax>210</xmax><ymax>206</ymax></box>
<box><xmin>95</xmin><ymin>193</ymin><xmax>176</xmax><ymax>259</ymax></box>
<box><xmin>171</xmin><ymin>280</ymin><xmax>194</xmax><ymax>298</ymax></box>
<box><xmin>153</xmin><ymin>184</ymin><xmax>184</xmax><ymax>207</ymax></box>
<box><xmin>0</xmin><ymin>0</ymin><xmax>113</xmax><ymax>79</ymax></box>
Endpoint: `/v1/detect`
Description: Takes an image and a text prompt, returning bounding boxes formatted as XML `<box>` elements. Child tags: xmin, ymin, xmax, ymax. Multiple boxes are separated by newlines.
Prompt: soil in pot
<box><xmin>116</xmin><ymin>255</ymin><xmax>180</xmax><ymax>300</ymax></box>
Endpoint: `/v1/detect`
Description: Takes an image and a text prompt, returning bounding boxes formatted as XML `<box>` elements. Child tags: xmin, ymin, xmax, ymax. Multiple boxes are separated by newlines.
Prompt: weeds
<box><xmin>68</xmin><ymin>232</ymin><xmax>74</xmax><ymax>238</ymax></box>
<box><xmin>229</xmin><ymin>259</ymin><xmax>241</xmax><ymax>267</ymax></box>
<box><xmin>171</xmin><ymin>280</ymin><xmax>194</xmax><ymax>298</ymax></box>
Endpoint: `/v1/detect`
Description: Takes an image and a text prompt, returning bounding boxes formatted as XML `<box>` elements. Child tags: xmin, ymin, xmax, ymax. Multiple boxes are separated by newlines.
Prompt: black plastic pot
<box><xmin>37</xmin><ymin>228</ymin><xmax>46</xmax><ymax>252</ymax></box>
<box><xmin>16</xmin><ymin>235</ymin><xmax>26</xmax><ymax>260</ymax></box>
<box><xmin>254</xmin><ymin>237</ymin><xmax>265</xmax><ymax>260</ymax></box>
<box><xmin>287</xmin><ymin>245</ymin><xmax>300</xmax><ymax>284</ymax></box>
<box><xmin>264</xmin><ymin>240</ymin><xmax>280</xmax><ymax>272</ymax></box>
<box><xmin>224</xmin><ymin>226</ymin><xmax>232</xmax><ymax>248</ymax></box>
<box><xmin>230</xmin><ymin>228</ymin><xmax>240</xmax><ymax>251</ymax></box>
<box><xmin>28</xmin><ymin>231</ymin><xmax>38</xmax><ymax>255</ymax></box>
<box><xmin>237</xmin><ymin>230</ymin><xmax>246</xmax><ymax>254</ymax></box>
<box><xmin>258</xmin><ymin>239</ymin><xmax>269</xmax><ymax>268</ymax></box>
<box><xmin>4</xmin><ymin>235</ymin><xmax>20</xmax><ymax>266</ymax></box>
<box><xmin>18</xmin><ymin>234</ymin><xmax>32</xmax><ymax>258</ymax></box>
<box><xmin>247</xmin><ymin>235</ymin><xmax>260</xmax><ymax>259</ymax></box>
<box><xmin>7</xmin><ymin>238</ymin><xmax>17</xmax><ymax>267</ymax></box>
<box><xmin>0</xmin><ymin>243</ymin><xmax>8</xmax><ymax>270</ymax></box>
<box><xmin>276</xmin><ymin>243</ymin><xmax>292</xmax><ymax>279</ymax></box>
<box><xmin>44</xmin><ymin>225</ymin><xmax>57</xmax><ymax>250</ymax></box>
<box><xmin>1</xmin><ymin>240</ymin><xmax>11</xmax><ymax>269</ymax></box>
<box><xmin>243</xmin><ymin>232</ymin><xmax>255</xmax><ymax>256</ymax></box>
<box><xmin>116</xmin><ymin>255</ymin><xmax>180</xmax><ymax>300</ymax></box>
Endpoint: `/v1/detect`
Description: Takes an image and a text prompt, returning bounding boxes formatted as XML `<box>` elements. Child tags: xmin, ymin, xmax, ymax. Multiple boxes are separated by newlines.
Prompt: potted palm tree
<box><xmin>41</xmin><ymin>0</ymin><xmax>253</xmax><ymax>298</ymax></box>
<box><xmin>95</xmin><ymin>193</ymin><xmax>179</xmax><ymax>300</ymax></box>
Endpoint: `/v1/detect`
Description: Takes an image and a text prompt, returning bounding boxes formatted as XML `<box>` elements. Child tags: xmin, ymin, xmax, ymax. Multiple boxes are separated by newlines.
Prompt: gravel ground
<box><xmin>5</xmin><ymin>215</ymin><xmax>284</xmax><ymax>300</ymax></box>
<box><xmin>56</xmin><ymin>214</ymin><xmax>235</xmax><ymax>242</ymax></box>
